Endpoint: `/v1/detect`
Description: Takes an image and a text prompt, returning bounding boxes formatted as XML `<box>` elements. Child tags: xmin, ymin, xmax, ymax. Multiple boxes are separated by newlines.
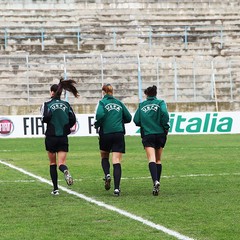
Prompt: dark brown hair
<box><xmin>51</xmin><ymin>78</ymin><xmax>79</xmax><ymax>98</ymax></box>
<box><xmin>102</xmin><ymin>84</ymin><xmax>113</xmax><ymax>95</ymax></box>
<box><xmin>144</xmin><ymin>85</ymin><xmax>157</xmax><ymax>97</ymax></box>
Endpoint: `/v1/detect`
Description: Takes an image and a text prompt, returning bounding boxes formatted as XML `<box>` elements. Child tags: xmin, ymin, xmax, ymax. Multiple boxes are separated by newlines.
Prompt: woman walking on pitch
<box><xmin>133</xmin><ymin>85</ymin><xmax>170</xmax><ymax>196</ymax></box>
<box><xmin>94</xmin><ymin>84</ymin><xmax>132</xmax><ymax>196</ymax></box>
<box><xmin>41</xmin><ymin>78</ymin><xmax>79</xmax><ymax>195</ymax></box>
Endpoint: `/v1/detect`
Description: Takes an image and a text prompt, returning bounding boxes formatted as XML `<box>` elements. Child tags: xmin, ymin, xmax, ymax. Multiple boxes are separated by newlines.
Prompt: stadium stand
<box><xmin>0</xmin><ymin>0</ymin><xmax>240</xmax><ymax>114</ymax></box>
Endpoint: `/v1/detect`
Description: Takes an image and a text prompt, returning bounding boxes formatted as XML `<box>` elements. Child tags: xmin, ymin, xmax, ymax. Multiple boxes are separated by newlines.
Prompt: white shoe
<box><xmin>51</xmin><ymin>190</ymin><xmax>59</xmax><ymax>195</ymax></box>
<box><xmin>114</xmin><ymin>189</ymin><xmax>120</xmax><ymax>197</ymax></box>
<box><xmin>152</xmin><ymin>181</ymin><xmax>160</xmax><ymax>196</ymax></box>
<box><xmin>64</xmin><ymin>170</ymin><xmax>73</xmax><ymax>186</ymax></box>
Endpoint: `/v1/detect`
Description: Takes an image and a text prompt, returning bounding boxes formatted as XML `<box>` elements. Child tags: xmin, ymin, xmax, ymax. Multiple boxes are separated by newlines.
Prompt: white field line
<box><xmin>0</xmin><ymin>159</ymin><xmax>194</xmax><ymax>240</ymax></box>
<box><xmin>1</xmin><ymin>172</ymin><xmax>239</xmax><ymax>183</ymax></box>
<box><xmin>124</xmin><ymin>172</ymin><xmax>240</xmax><ymax>179</ymax></box>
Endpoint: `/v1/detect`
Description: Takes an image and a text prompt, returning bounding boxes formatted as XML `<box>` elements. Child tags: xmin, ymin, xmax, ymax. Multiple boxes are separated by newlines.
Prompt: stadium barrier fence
<box><xmin>0</xmin><ymin>54</ymin><xmax>238</xmax><ymax>107</ymax></box>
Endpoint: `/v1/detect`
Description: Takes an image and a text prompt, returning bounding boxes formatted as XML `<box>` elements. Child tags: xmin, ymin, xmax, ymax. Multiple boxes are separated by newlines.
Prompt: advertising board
<box><xmin>0</xmin><ymin>112</ymin><xmax>240</xmax><ymax>138</ymax></box>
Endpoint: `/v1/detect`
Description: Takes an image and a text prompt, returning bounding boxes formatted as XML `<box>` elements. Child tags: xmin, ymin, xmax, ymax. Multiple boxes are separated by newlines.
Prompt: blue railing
<box><xmin>0</xmin><ymin>54</ymin><xmax>237</xmax><ymax>107</ymax></box>
<box><xmin>0</xmin><ymin>25</ymin><xmax>224</xmax><ymax>51</ymax></box>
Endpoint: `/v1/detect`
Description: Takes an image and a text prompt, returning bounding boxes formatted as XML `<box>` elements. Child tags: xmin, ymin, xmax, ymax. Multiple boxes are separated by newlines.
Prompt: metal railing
<box><xmin>0</xmin><ymin>0</ymin><xmax>232</xmax><ymax>5</ymax></box>
<box><xmin>0</xmin><ymin>54</ymin><xmax>238</xmax><ymax>108</ymax></box>
<box><xmin>0</xmin><ymin>25</ymin><xmax>224</xmax><ymax>51</ymax></box>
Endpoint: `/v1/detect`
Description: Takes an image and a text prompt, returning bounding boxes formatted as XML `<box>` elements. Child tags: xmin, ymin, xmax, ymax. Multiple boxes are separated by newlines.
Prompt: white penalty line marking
<box><xmin>1</xmin><ymin>172</ymin><xmax>239</xmax><ymax>183</ymax></box>
<box><xmin>0</xmin><ymin>160</ymin><xmax>194</xmax><ymax>240</ymax></box>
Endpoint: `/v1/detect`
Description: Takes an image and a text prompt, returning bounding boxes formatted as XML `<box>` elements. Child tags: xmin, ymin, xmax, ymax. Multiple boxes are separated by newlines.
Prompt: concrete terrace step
<box><xmin>1</xmin><ymin>0</ymin><xmax>240</xmax><ymax>9</ymax></box>
<box><xmin>0</xmin><ymin>0</ymin><xmax>240</xmax><ymax>111</ymax></box>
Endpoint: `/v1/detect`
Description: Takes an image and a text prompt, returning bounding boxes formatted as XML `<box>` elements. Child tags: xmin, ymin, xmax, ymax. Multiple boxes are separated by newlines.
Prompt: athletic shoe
<box><xmin>152</xmin><ymin>181</ymin><xmax>160</xmax><ymax>196</ymax></box>
<box><xmin>64</xmin><ymin>170</ymin><xmax>73</xmax><ymax>186</ymax></box>
<box><xmin>103</xmin><ymin>174</ymin><xmax>111</xmax><ymax>190</ymax></box>
<box><xmin>113</xmin><ymin>189</ymin><xmax>120</xmax><ymax>197</ymax></box>
<box><xmin>51</xmin><ymin>190</ymin><xmax>59</xmax><ymax>195</ymax></box>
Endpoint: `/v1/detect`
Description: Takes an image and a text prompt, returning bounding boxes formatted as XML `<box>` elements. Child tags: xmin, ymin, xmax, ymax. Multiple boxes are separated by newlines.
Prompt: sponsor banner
<box><xmin>169</xmin><ymin>112</ymin><xmax>239</xmax><ymax>134</ymax></box>
<box><xmin>0</xmin><ymin>112</ymin><xmax>240</xmax><ymax>138</ymax></box>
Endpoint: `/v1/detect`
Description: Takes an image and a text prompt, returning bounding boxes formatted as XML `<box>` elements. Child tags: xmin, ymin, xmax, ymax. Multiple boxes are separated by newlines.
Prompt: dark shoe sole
<box><xmin>105</xmin><ymin>177</ymin><xmax>111</xmax><ymax>190</ymax></box>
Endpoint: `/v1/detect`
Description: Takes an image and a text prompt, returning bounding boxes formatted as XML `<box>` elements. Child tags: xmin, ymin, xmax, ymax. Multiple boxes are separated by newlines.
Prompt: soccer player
<box><xmin>94</xmin><ymin>84</ymin><xmax>132</xmax><ymax>196</ymax></box>
<box><xmin>41</xmin><ymin>78</ymin><xmax>79</xmax><ymax>195</ymax></box>
<box><xmin>133</xmin><ymin>85</ymin><xmax>170</xmax><ymax>196</ymax></box>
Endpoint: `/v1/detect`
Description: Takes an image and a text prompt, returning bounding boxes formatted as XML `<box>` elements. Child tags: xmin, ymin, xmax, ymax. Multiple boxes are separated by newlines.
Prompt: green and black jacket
<box><xmin>94</xmin><ymin>94</ymin><xmax>132</xmax><ymax>134</ymax></box>
<box><xmin>133</xmin><ymin>96</ymin><xmax>170</xmax><ymax>137</ymax></box>
<box><xmin>41</xmin><ymin>97</ymin><xmax>76</xmax><ymax>137</ymax></box>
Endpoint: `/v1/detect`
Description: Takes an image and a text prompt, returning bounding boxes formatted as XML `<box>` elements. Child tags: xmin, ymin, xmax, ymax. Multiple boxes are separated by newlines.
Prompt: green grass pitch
<box><xmin>0</xmin><ymin>134</ymin><xmax>240</xmax><ymax>240</ymax></box>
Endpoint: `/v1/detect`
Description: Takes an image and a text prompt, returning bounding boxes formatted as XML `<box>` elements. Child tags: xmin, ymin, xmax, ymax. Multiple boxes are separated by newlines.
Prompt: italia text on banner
<box><xmin>0</xmin><ymin>112</ymin><xmax>240</xmax><ymax>138</ymax></box>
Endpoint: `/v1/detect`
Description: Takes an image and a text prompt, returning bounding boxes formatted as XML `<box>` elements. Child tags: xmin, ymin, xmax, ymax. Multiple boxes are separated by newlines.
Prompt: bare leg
<box><xmin>57</xmin><ymin>151</ymin><xmax>73</xmax><ymax>186</ymax></box>
<box><xmin>156</xmin><ymin>148</ymin><xmax>163</xmax><ymax>182</ymax></box>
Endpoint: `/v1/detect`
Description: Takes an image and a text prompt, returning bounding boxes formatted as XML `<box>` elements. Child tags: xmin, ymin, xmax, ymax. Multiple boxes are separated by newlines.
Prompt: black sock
<box><xmin>113</xmin><ymin>163</ymin><xmax>121</xmax><ymax>190</ymax></box>
<box><xmin>101</xmin><ymin>158</ymin><xmax>110</xmax><ymax>176</ymax></box>
<box><xmin>59</xmin><ymin>164</ymin><xmax>68</xmax><ymax>173</ymax></box>
<box><xmin>157</xmin><ymin>164</ymin><xmax>162</xmax><ymax>182</ymax></box>
<box><xmin>50</xmin><ymin>164</ymin><xmax>58</xmax><ymax>190</ymax></box>
<box><xmin>149</xmin><ymin>162</ymin><xmax>157</xmax><ymax>183</ymax></box>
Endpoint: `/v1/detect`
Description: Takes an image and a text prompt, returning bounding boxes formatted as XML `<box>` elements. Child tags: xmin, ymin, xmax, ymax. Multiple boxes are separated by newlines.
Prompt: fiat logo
<box><xmin>0</xmin><ymin>118</ymin><xmax>14</xmax><ymax>136</ymax></box>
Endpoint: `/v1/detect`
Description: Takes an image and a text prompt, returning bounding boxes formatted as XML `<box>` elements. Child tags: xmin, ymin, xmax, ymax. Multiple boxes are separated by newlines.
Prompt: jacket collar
<box><xmin>104</xmin><ymin>94</ymin><xmax>113</xmax><ymax>99</ymax></box>
<box><xmin>147</xmin><ymin>96</ymin><xmax>156</xmax><ymax>100</ymax></box>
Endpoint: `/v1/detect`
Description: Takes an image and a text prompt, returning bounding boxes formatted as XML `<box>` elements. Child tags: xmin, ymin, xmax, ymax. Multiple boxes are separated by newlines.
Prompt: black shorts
<box><xmin>45</xmin><ymin>136</ymin><xmax>69</xmax><ymax>153</ymax></box>
<box><xmin>142</xmin><ymin>134</ymin><xmax>167</xmax><ymax>149</ymax></box>
<box><xmin>99</xmin><ymin>132</ymin><xmax>125</xmax><ymax>153</ymax></box>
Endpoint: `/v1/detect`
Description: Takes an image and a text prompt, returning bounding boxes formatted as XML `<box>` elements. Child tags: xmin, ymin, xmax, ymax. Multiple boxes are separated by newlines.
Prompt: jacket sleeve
<box><xmin>94</xmin><ymin>101</ymin><xmax>105</xmax><ymax>129</ymax></box>
<box><xmin>69</xmin><ymin>106</ymin><xmax>76</xmax><ymax>128</ymax></box>
<box><xmin>122</xmin><ymin>103</ymin><xmax>132</xmax><ymax>124</ymax></box>
<box><xmin>133</xmin><ymin>104</ymin><xmax>141</xmax><ymax>126</ymax></box>
<box><xmin>41</xmin><ymin>102</ymin><xmax>52</xmax><ymax>123</ymax></box>
<box><xmin>159</xmin><ymin>101</ymin><xmax>170</xmax><ymax>131</ymax></box>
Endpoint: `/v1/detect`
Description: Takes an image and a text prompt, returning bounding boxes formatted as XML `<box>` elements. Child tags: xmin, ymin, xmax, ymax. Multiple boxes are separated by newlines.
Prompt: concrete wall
<box><xmin>0</xmin><ymin>0</ymin><xmax>240</xmax><ymax>114</ymax></box>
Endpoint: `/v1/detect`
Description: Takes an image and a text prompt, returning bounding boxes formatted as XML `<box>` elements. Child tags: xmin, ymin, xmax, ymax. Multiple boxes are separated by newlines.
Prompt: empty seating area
<box><xmin>1</xmin><ymin>0</ymin><xmax>240</xmax><ymax>56</ymax></box>
<box><xmin>0</xmin><ymin>54</ymin><xmax>239</xmax><ymax>112</ymax></box>
<box><xmin>0</xmin><ymin>0</ymin><xmax>240</xmax><ymax>114</ymax></box>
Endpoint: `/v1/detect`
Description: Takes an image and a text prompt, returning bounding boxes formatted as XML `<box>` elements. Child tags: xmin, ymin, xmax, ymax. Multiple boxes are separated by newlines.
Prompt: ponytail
<box><xmin>52</xmin><ymin>78</ymin><xmax>79</xmax><ymax>98</ymax></box>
